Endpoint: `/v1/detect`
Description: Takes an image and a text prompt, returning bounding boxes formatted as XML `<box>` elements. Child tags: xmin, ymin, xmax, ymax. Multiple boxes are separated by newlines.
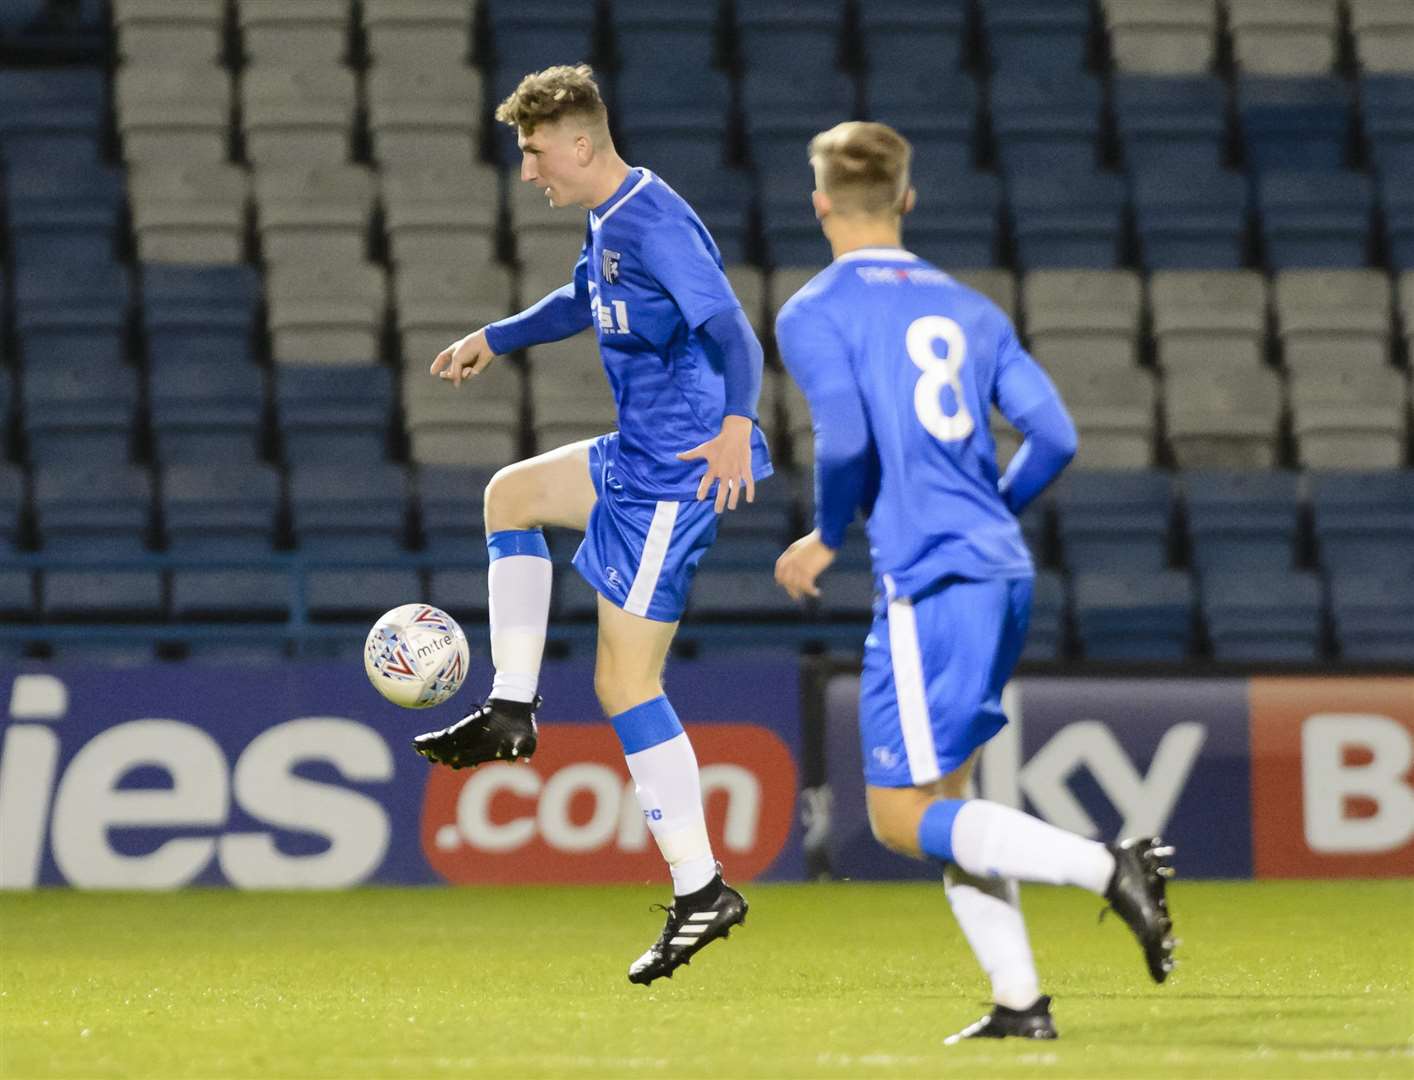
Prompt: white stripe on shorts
<box><xmin>887</xmin><ymin>594</ymin><xmax>942</xmax><ymax>785</ymax></box>
<box><xmin>624</xmin><ymin>500</ymin><xmax>679</xmax><ymax>617</ymax></box>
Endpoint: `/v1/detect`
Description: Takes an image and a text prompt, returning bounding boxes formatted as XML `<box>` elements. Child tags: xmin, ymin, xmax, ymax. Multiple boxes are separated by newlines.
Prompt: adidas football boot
<box><xmin>628</xmin><ymin>876</ymin><xmax>747</xmax><ymax>985</ymax></box>
<box><xmin>1104</xmin><ymin>835</ymin><xmax>1178</xmax><ymax>983</ymax></box>
<box><xmin>944</xmin><ymin>995</ymin><xmax>1058</xmax><ymax>1044</ymax></box>
<box><xmin>412</xmin><ymin>696</ymin><xmax>539</xmax><ymax>769</ymax></box>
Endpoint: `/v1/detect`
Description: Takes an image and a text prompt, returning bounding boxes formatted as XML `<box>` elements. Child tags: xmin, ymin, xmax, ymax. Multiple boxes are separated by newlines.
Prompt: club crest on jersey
<box><xmin>602</xmin><ymin>249</ymin><xmax>622</xmax><ymax>284</ymax></box>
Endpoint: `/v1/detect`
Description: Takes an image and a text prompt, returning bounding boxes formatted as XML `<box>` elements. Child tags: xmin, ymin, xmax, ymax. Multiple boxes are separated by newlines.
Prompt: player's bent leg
<box><xmin>412</xmin><ymin>441</ymin><xmax>599</xmax><ymax>770</ymax></box>
<box><xmin>594</xmin><ymin>597</ymin><xmax>747</xmax><ymax>985</ymax></box>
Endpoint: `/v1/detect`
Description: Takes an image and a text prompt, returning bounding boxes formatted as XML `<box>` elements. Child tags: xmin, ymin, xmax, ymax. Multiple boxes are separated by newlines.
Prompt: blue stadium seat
<box><xmin>1114</xmin><ymin>76</ymin><xmax>1228</xmax><ymax>174</ymax></box>
<box><xmin>743</xmin><ymin>70</ymin><xmax>858</xmax><ymax>179</ymax></box>
<box><xmin>554</xmin><ymin>563</ymin><xmax>599</xmax><ymax>620</ymax></box>
<box><xmin>905</xmin><ymin>170</ymin><xmax>1004</xmax><ymax>268</ymax></box>
<box><xmin>417</xmin><ymin>464</ymin><xmax>495</xmax><ymax>557</ymax></box>
<box><xmin>1201</xmin><ymin>570</ymin><xmax>1325</xmax><ymax>662</ymax></box>
<box><xmin>1383</xmin><ymin>180</ymin><xmax>1414</xmax><ymax>272</ymax></box>
<box><xmin>1009</xmin><ymin>172</ymin><xmax>1127</xmax><ymax>269</ymax></box>
<box><xmin>143</xmin><ymin>264</ymin><xmax>262</xmax><ymax>370</ymax></box>
<box><xmin>651</xmin><ymin>166</ymin><xmax>753</xmax><ymax>262</ymax></box>
<box><xmin>275</xmin><ymin>364</ymin><xmax>392</xmax><ymax>465</ymax></box>
<box><xmin>0</xmin><ymin>568</ymin><xmax>35</xmax><ymax>621</ymax></box>
<box><xmin>162</xmin><ymin>463</ymin><xmax>282</xmax><ymax>556</ymax></box>
<box><xmin>1183</xmin><ymin>470</ymin><xmax>1302</xmax><ymax>573</ymax></box>
<box><xmin>1054</xmin><ymin>470</ymin><xmax>1172</xmax><ymax>574</ymax></box>
<box><xmin>859</xmin><ymin>0</ymin><xmax>967</xmax><ymax>72</ymax></box>
<box><xmin>689</xmin><ymin>567</ymin><xmax>799</xmax><ymax>618</ymax></box>
<box><xmin>1311</xmin><ymin>470</ymin><xmax>1414</xmax><ymax>577</ymax></box>
<box><xmin>33</xmin><ymin>463</ymin><xmax>153</xmax><ymax>556</ymax></box>
<box><xmin>0</xmin><ymin>464</ymin><xmax>23</xmax><ymax>553</ymax></box>
<box><xmin>185</xmin><ymin>642</ymin><xmax>289</xmax><ymax>665</ymax></box>
<box><xmin>1073</xmin><ymin>570</ymin><xmax>1195</xmax><ymax>661</ymax></box>
<box><xmin>426</xmin><ymin>568</ymin><xmax>489</xmax><ymax>620</ymax></box>
<box><xmin>1362</xmin><ymin>76</ymin><xmax>1414</xmax><ymax>179</ymax></box>
<box><xmin>981</xmin><ymin>0</ymin><xmax>1090</xmax><ymax>73</ymax></box>
<box><xmin>1022</xmin><ymin>569</ymin><xmax>1066</xmax><ymax>660</ymax></box>
<box><xmin>486</xmin><ymin>1</ymin><xmax>597</xmax><ymax>163</ymax></box>
<box><xmin>1257</xmin><ymin>171</ymin><xmax>1374</xmax><ymax>269</ymax></box>
<box><xmin>0</xmin><ymin>68</ymin><xmax>106</xmax><ymax>168</ymax></box>
<box><xmin>305</xmin><ymin>567</ymin><xmax>424</xmax><ymax>621</ymax></box>
<box><xmin>22</xmin><ymin>362</ymin><xmax>138</xmax><ymax>464</ymax></box>
<box><xmin>991</xmin><ymin>73</ymin><xmax>1103</xmax><ymax>177</ymax></box>
<box><xmin>1132</xmin><ymin>166</ymin><xmax>1249</xmax><ymax>270</ymax></box>
<box><xmin>863</xmin><ymin>70</ymin><xmax>978</xmax><ymax>176</ymax></box>
<box><xmin>15</xmin><ymin>262</ymin><xmax>130</xmax><ymax>370</ymax></box>
<box><xmin>4</xmin><ymin>162</ymin><xmax>123</xmax><ymax>268</ymax></box>
<box><xmin>812</xmin><ymin>566</ymin><xmax>875</xmax><ymax>621</ymax></box>
<box><xmin>41</xmin><ymin>569</ymin><xmax>165</xmax><ymax>621</ymax></box>
<box><xmin>761</xmin><ymin>199</ymin><xmax>832</xmax><ymax>268</ymax></box>
<box><xmin>45</xmin><ymin>642</ymin><xmax>158</xmax><ymax>667</ymax></box>
<box><xmin>736</xmin><ymin>1</ymin><xmax>844</xmax><ymax>76</ymax></box>
<box><xmin>170</xmin><ymin>569</ymin><xmax>291</xmax><ymax>621</ymax></box>
<box><xmin>1329</xmin><ymin>572</ymin><xmax>1414</xmax><ymax>661</ymax></box>
<box><xmin>608</xmin><ymin>8</ymin><xmax>717</xmax><ymax>72</ymax></box>
<box><xmin>148</xmin><ymin>359</ymin><xmax>265</xmax><ymax>464</ymax></box>
<box><xmin>0</xmin><ymin>0</ymin><xmax>45</xmax><ymax>37</ymax></box>
<box><xmin>1238</xmin><ymin>77</ymin><xmax>1352</xmax><ymax>173</ymax></box>
<box><xmin>615</xmin><ymin>66</ymin><xmax>730</xmax><ymax>176</ymax></box>
<box><xmin>290</xmin><ymin>463</ymin><xmax>411</xmax><ymax>559</ymax></box>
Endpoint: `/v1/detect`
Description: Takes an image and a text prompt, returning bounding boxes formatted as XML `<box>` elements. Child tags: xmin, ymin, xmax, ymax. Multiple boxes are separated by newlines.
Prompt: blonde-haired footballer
<box><xmin>413</xmin><ymin>66</ymin><xmax>772</xmax><ymax>984</ymax></box>
<box><xmin>773</xmin><ymin>121</ymin><xmax>1178</xmax><ymax>1041</ymax></box>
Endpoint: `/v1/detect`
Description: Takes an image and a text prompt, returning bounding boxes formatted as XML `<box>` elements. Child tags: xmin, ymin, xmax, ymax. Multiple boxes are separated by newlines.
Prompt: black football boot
<box><xmin>1104</xmin><ymin>835</ymin><xmax>1178</xmax><ymax>983</ymax></box>
<box><xmin>412</xmin><ymin>696</ymin><xmax>539</xmax><ymax>769</ymax></box>
<box><xmin>628</xmin><ymin>874</ymin><xmax>747</xmax><ymax>985</ymax></box>
<box><xmin>944</xmin><ymin>996</ymin><xmax>1058</xmax><ymax>1044</ymax></box>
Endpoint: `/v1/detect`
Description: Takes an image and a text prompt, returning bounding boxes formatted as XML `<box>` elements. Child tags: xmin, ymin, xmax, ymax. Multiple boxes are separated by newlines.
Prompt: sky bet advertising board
<box><xmin>2</xmin><ymin>667</ymin><xmax>1410</xmax><ymax>888</ymax></box>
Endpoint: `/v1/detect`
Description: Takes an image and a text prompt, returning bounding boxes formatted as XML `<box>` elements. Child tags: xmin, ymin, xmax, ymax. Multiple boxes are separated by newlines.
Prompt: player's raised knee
<box><xmin>484</xmin><ymin>463</ymin><xmax>540</xmax><ymax>532</ymax></box>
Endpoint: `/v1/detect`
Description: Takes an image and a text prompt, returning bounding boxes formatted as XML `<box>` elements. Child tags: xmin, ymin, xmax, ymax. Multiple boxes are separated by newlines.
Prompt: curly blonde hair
<box><xmin>809</xmin><ymin>121</ymin><xmax>913</xmax><ymax>215</ymax></box>
<box><xmin>494</xmin><ymin>63</ymin><xmax>608</xmax><ymax>136</ymax></box>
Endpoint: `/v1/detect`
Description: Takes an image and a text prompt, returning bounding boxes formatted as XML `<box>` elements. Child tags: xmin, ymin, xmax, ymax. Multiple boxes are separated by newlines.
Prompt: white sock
<box><xmin>487</xmin><ymin>552</ymin><xmax>552</xmax><ymax>704</ymax></box>
<box><xmin>950</xmin><ymin>800</ymin><xmax>1116</xmax><ymax>895</ymax></box>
<box><xmin>944</xmin><ymin>865</ymin><xmax>1041</xmax><ymax>1011</ymax></box>
<box><xmin>624</xmin><ymin>732</ymin><xmax>716</xmax><ymax>895</ymax></box>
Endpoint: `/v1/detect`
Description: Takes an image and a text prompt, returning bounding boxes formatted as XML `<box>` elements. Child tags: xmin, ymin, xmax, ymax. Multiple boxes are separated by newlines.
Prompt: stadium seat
<box><xmin>265</xmin><ymin>260</ymin><xmax>386</xmax><ymax>366</ymax></box>
<box><xmin>743</xmin><ymin>70</ymin><xmax>858</xmax><ymax>181</ymax></box>
<box><xmin>1350</xmin><ymin>0</ymin><xmax>1414</xmax><ymax>73</ymax></box>
<box><xmin>184</xmin><ymin>641</ymin><xmax>290</xmax><ymax>665</ymax></box>
<box><xmin>507</xmin><ymin>179</ymin><xmax>590</xmax><ymax>270</ymax></box>
<box><xmin>113</xmin><ymin>0</ymin><xmax>225</xmax><ymax>64</ymax></box>
<box><xmin>396</xmin><ymin>264</ymin><xmax>514</xmax><ymax>362</ymax></box>
<box><xmin>162</xmin><ymin>463</ymin><xmax>282</xmax><ymax>556</ymax></box>
<box><xmin>1183</xmin><ymin>469</ymin><xmax>1302</xmax><ymax>573</ymax></box>
<box><xmin>725</xmin><ymin>266</ymin><xmax>768</xmax><ymax>340</ymax></box>
<box><xmin>1054</xmin><ymin>470</ymin><xmax>1172</xmax><ymax>574</ymax></box>
<box><xmin>1009</xmin><ymin>172</ymin><xmax>1127</xmax><ymax>269</ymax></box>
<box><xmin>363</xmin><ymin>0</ymin><xmax>472</xmax><ymax>68</ymax></box>
<box><xmin>486</xmin><ymin>0</ymin><xmax>597</xmax><ymax>162</ymax></box>
<box><xmin>1292</xmin><ymin>367</ymin><xmax>1408</xmax><ymax>470</ymax></box>
<box><xmin>1384</xmin><ymin>179</ymin><xmax>1414</xmax><ymax>272</ymax></box>
<box><xmin>381</xmin><ymin>166</ymin><xmax>499</xmax><ymax>266</ymax></box>
<box><xmin>608</xmin><ymin>6</ymin><xmax>717</xmax><ymax>72</ymax></box>
<box><xmin>128</xmin><ymin>162</ymin><xmax>250</xmax><ymax>264</ymax></box>
<box><xmin>276</xmin><ymin>364</ymin><xmax>393</xmax><ymax>465</ymax></box>
<box><xmin>528</xmin><ymin>333</ymin><xmax>617</xmax><ymax>452</ymax></box>
<box><xmin>148</xmin><ymin>359</ymin><xmax>265</xmax><ymax>463</ymax></box>
<box><xmin>170</xmin><ymin>569</ymin><xmax>292</xmax><ymax>621</ymax></box>
<box><xmin>1021</xmin><ymin>570</ymin><xmax>1066</xmax><ymax>660</ymax></box>
<box><xmin>417</xmin><ymin>465</ymin><xmax>496</xmax><ymax>557</ymax></box>
<box><xmin>761</xmin><ymin>199</ymin><xmax>834</xmax><ymax>269</ymax></box>
<box><xmin>0</xmin><ymin>569</ymin><xmax>35</xmax><ymax>622</ymax></box>
<box><xmin>289</xmin><ymin>463</ymin><xmax>411</xmax><ymax>559</ymax></box>
<box><xmin>143</xmin><ymin>264</ymin><xmax>262</xmax><ymax>368</ymax></box>
<box><xmin>898</xmin><ymin>172</ymin><xmax>1004</xmax><ymax>270</ymax></box>
<box><xmin>1046</xmin><ymin>364</ymin><xmax>1157</xmax><ymax>469</ymax></box>
<box><xmin>115</xmin><ymin>65</ymin><xmax>232</xmax><ymax>166</ymax></box>
<box><xmin>14</xmin><ymin>262</ymin><xmax>131</xmax><ymax>370</ymax></box>
<box><xmin>1310</xmin><ymin>470</ymin><xmax>1414</xmax><ymax>578</ymax></box>
<box><xmin>1131</xmin><ymin>166</ymin><xmax>1248</xmax><ymax>270</ymax></box>
<box><xmin>1149</xmin><ymin>270</ymin><xmax>1269</xmax><ymax>375</ymax></box>
<box><xmin>858</xmin><ymin>0</ymin><xmax>967</xmax><ymax>73</ymax></box>
<box><xmin>367</xmin><ymin>66</ymin><xmax>484</xmax><ymax>170</ymax></box>
<box><xmin>403</xmin><ymin>354</ymin><xmax>522</xmax><ymax>468</ymax></box>
<box><xmin>1274</xmin><ymin>270</ymin><xmax>1392</xmax><ymax>377</ymax></box>
<box><xmin>982</xmin><ymin>0</ymin><xmax>1091</xmax><ymax>74</ymax></box>
<box><xmin>255</xmin><ymin>164</ymin><xmax>377</xmax><ymax>268</ymax></box>
<box><xmin>951</xmin><ymin>269</ymin><xmax>1018</xmax><ymax>321</ymax></box>
<box><xmin>306</xmin><ymin>567</ymin><xmax>424</xmax><ymax>622</ymax></box>
<box><xmin>1114</xmin><ymin>75</ymin><xmax>1228</xmax><ymax>173</ymax></box>
<box><xmin>1165</xmin><ymin>365</ymin><xmax>1283</xmax><ymax>469</ymax></box>
<box><xmin>735</xmin><ymin>1</ymin><xmax>844</xmax><ymax>76</ymax></box>
<box><xmin>240</xmin><ymin>67</ymin><xmax>358</xmax><ymax>168</ymax></box>
<box><xmin>863</xmin><ymin>69</ymin><xmax>978</xmax><ymax>176</ymax></box>
<box><xmin>1072</xmin><ymin>570</ymin><xmax>1195</xmax><ymax>661</ymax></box>
<box><xmin>1023</xmin><ymin>270</ymin><xmax>1144</xmax><ymax>369</ymax></box>
<box><xmin>0</xmin><ymin>465</ymin><xmax>25</xmax><ymax>554</ymax></box>
<box><xmin>991</xmin><ymin>73</ymin><xmax>1103</xmax><ymax>177</ymax></box>
<box><xmin>0</xmin><ymin>68</ymin><xmax>106</xmax><ymax>168</ymax></box>
<box><xmin>1362</xmin><ymin>76</ymin><xmax>1414</xmax><ymax>179</ymax></box>
<box><xmin>689</xmin><ymin>568</ymin><xmax>799</xmax><ymax>619</ymax></box>
<box><xmin>1257</xmin><ymin>171</ymin><xmax>1374</xmax><ymax>269</ymax></box>
<box><xmin>1200</xmin><ymin>570</ymin><xmax>1324</xmax><ymax>662</ymax></box>
<box><xmin>42</xmin><ymin>569</ymin><xmax>165</xmax><ymax>622</ymax></box>
<box><xmin>236</xmin><ymin>0</ymin><xmax>352</xmax><ymax>66</ymax></box>
<box><xmin>1238</xmin><ymin>76</ymin><xmax>1351</xmax><ymax>172</ymax></box>
<box><xmin>1399</xmin><ymin>273</ymin><xmax>1414</xmax><ymax>359</ymax></box>
<box><xmin>1102</xmin><ymin>0</ymin><xmax>1217</xmax><ymax>75</ymax></box>
<box><xmin>1329</xmin><ymin>572</ymin><xmax>1414</xmax><ymax>661</ymax></box>
<box><xmin>554</xmin><ymin>563</ymin><xmax>600</xmax><ymax>621</ymax></box>
<box><xmin>4</xmin><ymin>162</ymin><xmax>124</xmax><ymax>269</ymax></box>
<box><xmin>1227</xmin><ymin>0</ymin><xmax>1340</xmax><ymax>75</ymax></box>
<box><xmin>34</xmin><ymin>463</ymin><xmax>153</xmax><ymax>555</ymax></box>
<box><xmin>21</xmin><ymin>363</ymin><xmax>139</xmax><ymax>465</ymax></box>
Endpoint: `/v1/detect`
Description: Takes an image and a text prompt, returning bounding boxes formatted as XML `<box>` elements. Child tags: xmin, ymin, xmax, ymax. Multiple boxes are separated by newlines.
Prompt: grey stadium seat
<box><xmin>726</xmin><ymin>266</ymin><xmax>767</xmax><ymax>339</ymax></box>
<box><xmin>113</xmin><ymin>0</ymin><xmax>225</xmax><ymax>64</ymax></box>
<box><xmin>1149</xmin><ymin>270</ymin><xmax>1268</xmax><ymax>371</ymax></box>
<box><xmin>1047</xmin><ymin>362</ymin><xmax>1157</xmax><ymax>469</ymax></box>
<box><xmin>368</xmin><ymin>66</ymin><xmax>484</xmax><ymax>169</ymax></box>
<box><xmin>236</xmin><ymin>0</ymin><xmax>352</xmax><ymax>67</ymax></box>
<box><xmin>1350</xmin><ymin>0</ymin><xmax>1414</xmax><ymax>74</ymax></box>
<box><xmin>254</xmin><ymin>164</ymin><xmax>377</xmax><ymax>266</ymax></box>
<box><xmin>1400</xmin><ymin>272</ymin><xmax>1414</xmax><ymax>359</ymax></box>
<box><xmin>1103</xmin><ymin>0</ymin><xmax>1217</xmax><ymax>75</ymax></box>
<box><xmin>528</xmin><ymin>334</ymin><xmax>617</xmax><ymax>451</ymax></box>
<box><xmin>266</xmin><ymin>261</ymin><xmax>386</xmax><ymax>365</ymax></box>
<box><xmin>42</xmin><ymin>569</ymin><xmax>164</xmax><ymax>621</ymax></box>
<box><xmin>1227</xmin><ymin>0</ymin><xmax>1340</xmax><ymax>75</ymax></box>
<box><xmin>363</xmin><ymin>0</ymin><xmax>473</xmax><ymax>69</ymax></box>
<box><xmin>1275</xmin><ymin>269</ymin><xmax>1393</xmax><ymax>376</ymax></box>
<box><xmin>115</xmin><ymin>64</ymin><xmax>232</xmax><ymax>166</ymax></box>
<box><xmin>128</xmin><ymin>163</ymin><xmax>249</xmax><ymax>264</ymax></box>
<box><xmin>170</xmin><ymin>569</ymin><xmax>291</xmax><ymax>621</ymax></box>
<box><xmin>1290</xmin><ymin>366</ymin><xmax>1409</xmax><ymax>469</ymax></box>
<box><xmin>1023</xmin><ymin>270</ymin><xmax>1145</xmax><ymax>369</ymax></box>
<box><xmin>240</xmin><ymin>67</ymin><xmax>358</xmax><ymax>168</ymax></box>
<box><xmin>952</xmin><ymin>269</ymin><xmax>1018</xmax><ymax>322</ymax></box>
<box><xmin>382</xmin><ymin>166</ymin><xmax>499</xmax><ymax>267</ymax></box>
<box><xmin>402</xmin><ymin>356</ymin><xmax>523</xmax><ymax>468</ymax></box>
<box><xmin>1165</xmin><ymin>365</ymin><xmax>1283</xmax><ymax>468</ymax></box>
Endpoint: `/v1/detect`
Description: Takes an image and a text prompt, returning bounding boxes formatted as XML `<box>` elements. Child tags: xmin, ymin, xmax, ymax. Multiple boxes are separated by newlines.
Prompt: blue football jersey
<box><xmin>777</xmin><ymin>248</ymin><xmax>1064</xmax><ymax>597</ymax></box>
<box><xmin>578</xmin><ymin>168</ymin><xmax>773</xmax><ymax>499</ymax></box>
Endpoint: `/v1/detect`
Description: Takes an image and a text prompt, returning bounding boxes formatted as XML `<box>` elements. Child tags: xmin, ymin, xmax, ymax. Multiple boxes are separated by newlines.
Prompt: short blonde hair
<box><xmin>494</xmin><ymin>63</ymin><xmax>608</xmax><ymax>136</ymax></box>
<box><xmin>809</xmin><ymin>121</ymin><xmax>913</xmax><ymax>216</ymax></box>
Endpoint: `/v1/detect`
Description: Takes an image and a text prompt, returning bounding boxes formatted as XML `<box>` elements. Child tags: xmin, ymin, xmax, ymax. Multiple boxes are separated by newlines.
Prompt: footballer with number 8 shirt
<box><xmin>412</xmin><ymin>65</ymin><xmax>772</xmax><ymax>985</ymax></box>
<box><xmin>773</xmin><ymin>121</ymin><xmax>1179</xmax><ymax>1041</ymax></box>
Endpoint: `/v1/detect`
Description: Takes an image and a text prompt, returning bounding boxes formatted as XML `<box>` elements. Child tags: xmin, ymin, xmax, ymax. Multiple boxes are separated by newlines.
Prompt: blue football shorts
<box><xmin>572</xmin><ymin>433</ymin><xmax>720</xmax><ymax>623</ymax></box>
<box><xmin>859</xmin><ymin>574</ymin><xmax>1033</xmax><ymax>788</ymax></box>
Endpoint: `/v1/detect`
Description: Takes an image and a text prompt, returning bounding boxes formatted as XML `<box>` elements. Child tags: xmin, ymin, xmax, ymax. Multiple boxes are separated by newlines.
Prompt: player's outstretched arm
<box><xmin>431</xmin><ymin>327</ymin><xmax>499</xmax><ymax>387</ymax></box>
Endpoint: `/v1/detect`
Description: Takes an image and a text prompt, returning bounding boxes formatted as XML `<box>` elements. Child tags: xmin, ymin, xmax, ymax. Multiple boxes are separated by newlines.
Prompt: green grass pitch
<box><xmin>3</xmin><ymin>880</ymin><xmax>1410</xmax><ymax>1079</ymax></box>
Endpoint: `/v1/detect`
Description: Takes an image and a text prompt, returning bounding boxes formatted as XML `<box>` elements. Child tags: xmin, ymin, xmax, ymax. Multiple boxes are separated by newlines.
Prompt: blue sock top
<box><xmin>610</xmin><ymin>695</ymin><xmax>684</xmax><ymax>755</ymax></box>
<box><xmin>487</xmin><ymin>528</ymin><xmax>550</xmax><ymax>561</ymax></box>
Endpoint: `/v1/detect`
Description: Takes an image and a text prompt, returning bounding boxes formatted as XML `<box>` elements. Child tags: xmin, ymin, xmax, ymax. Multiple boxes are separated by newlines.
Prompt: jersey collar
<box><xmin>590</xmin><ymin>168</ymin><xmax>654</xmax><ymax>230</ymax></box>
<box><xmin>834</xmin><ymin>247</ymin><xmax>920</xmax><ymax>264</ymax></box>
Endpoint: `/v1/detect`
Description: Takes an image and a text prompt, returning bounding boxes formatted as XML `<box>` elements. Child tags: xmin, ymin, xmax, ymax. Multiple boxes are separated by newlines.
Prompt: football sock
<box><xmin>944</xmin><ymin>865</ymin><xmax>1041</xmax><ymax>1011</ymax></box>
<box><xmin>611</xmin><ymin>696</ymin><xmax>717</xmax><ymax>896</ymax></box>
<box><xmin>486</xmin><ymin>529</ymin><xmax>552</xmax><ymax>705</ymax></box>
<box><xmin>919</xmin><ymin>798</ymin><xmax>1116</xmax><ymax>895</ymax></box>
